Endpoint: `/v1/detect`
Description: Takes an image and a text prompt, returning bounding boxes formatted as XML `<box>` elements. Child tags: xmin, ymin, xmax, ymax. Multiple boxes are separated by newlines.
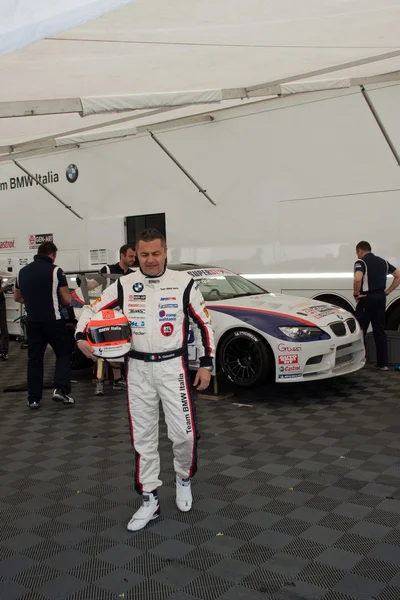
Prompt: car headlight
<box><xmin>279</xmin><ymin>326</ymin><xmax>324</xmax><ymax>339</ymax></box>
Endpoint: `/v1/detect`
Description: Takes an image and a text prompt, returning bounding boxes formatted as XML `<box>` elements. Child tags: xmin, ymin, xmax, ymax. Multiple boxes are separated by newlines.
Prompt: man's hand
<box><xmin>354</xmin><ymin>294</ymin><xmax>366</xmax><ymax>302</ymax></box>
<box><xmin>193</xmin><ymin>367</ymin><xmax>211</xmax><ymax>391</ymax></box>
<box><xmin>76</xmin><ymin>340</ymin><xmax>97</xmax><ymax>361</ymax></box>
<box><xmin>385</xmin><ymin>289</ymin><xmax>390</xmax><ymax>296</ymax></box>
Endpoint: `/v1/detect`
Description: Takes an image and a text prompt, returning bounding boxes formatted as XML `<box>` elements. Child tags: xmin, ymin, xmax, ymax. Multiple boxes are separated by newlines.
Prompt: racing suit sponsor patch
<box><xmin>159</xmin><ymin>310</ymin><xmax>177</xmax><ymax>322</ymax></box>
<box><xmin>161</xmin><ymin>322</ymin><xmax>174</xmax><ymax>336</ymax></box>
<box><xmin>90</xmin><ymin>297</ymin><xmax>102</xmax><ymax>308</ymax></box>
<box><xmin>130</xmin><ymin>320</ymin><xmax>146</xmax><ymax>328</ymax></box>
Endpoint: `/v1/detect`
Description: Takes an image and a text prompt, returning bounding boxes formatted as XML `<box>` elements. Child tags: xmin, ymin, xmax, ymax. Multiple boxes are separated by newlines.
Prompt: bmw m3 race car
<box><xmin>67</xmin><ymin>264</ymin><xmax>365</xmax><ymax>388</ymax></box>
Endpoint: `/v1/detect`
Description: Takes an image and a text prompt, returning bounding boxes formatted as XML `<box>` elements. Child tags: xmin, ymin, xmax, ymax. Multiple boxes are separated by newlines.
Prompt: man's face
<box><xmin>136</xmin><ymin>239</ymin><xmax>167</xmax><ymax>277</ymax></box>
<box><xmin>121</xmin><ymin>248</ymin><xmax>136</xmax><ymax>268</ymax></box>
<box><xmin>356</xmin><ymin>247</ymin><xmax>364</xmax><ymax>259</ymax></box>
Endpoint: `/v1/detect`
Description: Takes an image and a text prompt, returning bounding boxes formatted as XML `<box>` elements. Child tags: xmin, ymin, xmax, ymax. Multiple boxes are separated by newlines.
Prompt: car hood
<box><xmin>208</xmin><ymin>293</ymin><xmax>351</xmax><ymax>327</ymax></box>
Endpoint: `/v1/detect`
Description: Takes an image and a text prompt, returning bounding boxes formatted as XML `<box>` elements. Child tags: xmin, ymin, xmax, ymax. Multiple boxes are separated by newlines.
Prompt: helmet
<box><xmin>86</xmin><ymin>309</ymin><xmax>132</xmax><ymax>359</ymax></box>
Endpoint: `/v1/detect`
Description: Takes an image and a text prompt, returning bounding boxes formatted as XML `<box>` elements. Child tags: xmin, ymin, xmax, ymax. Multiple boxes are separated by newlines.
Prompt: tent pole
<box><xmin>149</xmin><ymin>132</ymin><xmax>216</xmax><ymax>206</ymax></box>
<box><xmin>360</xmin><ymin>86</ymin><xmax>400</xmax><ymax>167</ymax></box>
<box><xmin>13</xmin><ymin>160</ymin><xmax>83</xmax><ymax>219</ymax></box>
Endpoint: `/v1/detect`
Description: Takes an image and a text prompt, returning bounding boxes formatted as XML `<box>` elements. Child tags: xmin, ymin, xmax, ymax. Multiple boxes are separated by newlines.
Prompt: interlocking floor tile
<box><xmin>1</xmin><ymin>344</ymin><xmax>400</xmax><ymax>600</ymax></box>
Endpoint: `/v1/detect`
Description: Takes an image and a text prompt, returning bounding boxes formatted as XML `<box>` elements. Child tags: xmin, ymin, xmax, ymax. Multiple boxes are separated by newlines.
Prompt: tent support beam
<box><xmin>360</xmin><ymin>86</ymin><xmax>400</xmax><ymax>167</ymax></box>
<box><xmin>246</xmin><ymin>49</ymin><xmax>400</xmax><ymax>94</ymax></box>
<box><xmin>1</xmin><ymin>66</ymin><xmax>400</xmax><ymax>120</ymax></box>
<box><xmin>0</xmin><ymin>106</ymin><xmax>182</xmax><ymax>155</ymax></box>
<box><xmin>149</xmin><ymin>132</ymin><xmax>216</xmax><ymax>206</ymax></box>
<box><xmin>13</xmin><ymin>160</ymin><xmax>83</xmax><ymax>219</ymax></box>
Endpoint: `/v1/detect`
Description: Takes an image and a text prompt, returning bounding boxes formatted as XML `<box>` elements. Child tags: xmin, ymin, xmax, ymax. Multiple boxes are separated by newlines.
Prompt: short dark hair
<box><xmin>356</xmin><ymin>241</ymin><xmax>372</xmax><ymax>252</ymax></box>
<box><xmin>37</xmin><ymin>242</ymin><xmax>58</xmax><ymax>256</ymax></box>
<box><xmin>119</xmin><ymin>244</ymin><xmax>135</xmax><ymax>256</ymax></box>
<box><xmin>136</xmin><ymin>229</ymin><xmax>167</xmax><ymax>249</ymax></box>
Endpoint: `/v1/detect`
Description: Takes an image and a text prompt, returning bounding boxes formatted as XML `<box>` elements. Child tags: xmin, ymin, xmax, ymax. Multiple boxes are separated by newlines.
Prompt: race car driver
<box><xmin>75</xmin><ymin>228</ymin><xmax>215</xmax><ymax>531</ymax></box>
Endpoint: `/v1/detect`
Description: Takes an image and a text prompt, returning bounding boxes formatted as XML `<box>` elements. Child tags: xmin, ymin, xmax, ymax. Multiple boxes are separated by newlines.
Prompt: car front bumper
<box><xmin>273</xmin><ymin>330</ymin><xmax>365</xmax><ymax>383</ymax></box>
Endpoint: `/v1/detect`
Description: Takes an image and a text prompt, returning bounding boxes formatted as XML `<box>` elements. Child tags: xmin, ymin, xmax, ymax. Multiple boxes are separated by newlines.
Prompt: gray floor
<box><xmin>1</xmin><ymin>341</ymin><xmax>400</xmax><ymax>600</ymax></box>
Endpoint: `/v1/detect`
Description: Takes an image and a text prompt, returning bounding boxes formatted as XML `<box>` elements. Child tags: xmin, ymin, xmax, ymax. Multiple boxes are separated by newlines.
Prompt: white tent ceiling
<box><xmin>1</xmin><ymin>0</ymin><xmax>400</xmax><ymax>155</ymax></box>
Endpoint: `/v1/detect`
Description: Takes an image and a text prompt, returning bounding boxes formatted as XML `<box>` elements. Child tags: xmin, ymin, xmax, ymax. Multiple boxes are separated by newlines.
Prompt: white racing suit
<box><xmin>76</xmin><ymin>268</ymin><xmax>215</xmax><ymax>493</ymax></box>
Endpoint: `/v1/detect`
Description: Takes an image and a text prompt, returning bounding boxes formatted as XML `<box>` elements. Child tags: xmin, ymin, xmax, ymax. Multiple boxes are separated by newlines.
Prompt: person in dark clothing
<box><xmin>354</xmin><ymin>241</ymin><xmax>400</xmax><ymax>370</ymax></box>
<box><xmin>0</xmin><ymin>284</ymin><xmax>9</xmax><ymax>360</ymax></box>
<box><xmin>14</xmin><ymin>242</ymin><xmax>74</xmax><ymax>409</ymax></box>
<box><xmin>100</xmin><ymin>244</ymin><xmax>136</xmax><ymax>279</ymax></box>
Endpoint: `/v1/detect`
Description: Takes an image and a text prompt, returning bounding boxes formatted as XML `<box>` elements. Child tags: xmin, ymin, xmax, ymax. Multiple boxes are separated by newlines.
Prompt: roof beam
<box><xmin>1</xmin><ymin>55</ymin><xmax>400</xmax><ymax>121</ymax></box>
<box><xmin>1</xmin><ymin>68</ymin><xmax>399</xmax><ymax>160</ymax></box>
<box><xmin>0</xmin><ymin>98</ymin><xmax>82</xmax><ymax>118</ymax></box>
<box><xmin>0</xmin><ymin>106</ymin><xmax>183</xmax><ymax>155</ymax></box>
<box><xmin>0</xmin><ymin>144</ymin><xmax>77</xmax><ymax>164</ymax></box>
<box><xmin>246</xmin><ymin>49</ymin><xmax>400</xmax><ymax>95</ymax></box>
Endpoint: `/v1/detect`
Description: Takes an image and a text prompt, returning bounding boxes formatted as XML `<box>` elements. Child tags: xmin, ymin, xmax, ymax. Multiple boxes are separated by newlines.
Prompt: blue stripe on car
<box><xmin>209</xmin><ymin>305</ymin><xmax>330</xmax><ymax>341</ymax></box>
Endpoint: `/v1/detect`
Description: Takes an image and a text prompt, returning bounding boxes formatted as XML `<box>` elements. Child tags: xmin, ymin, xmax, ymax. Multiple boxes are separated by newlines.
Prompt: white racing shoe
<box><xmin>127</xmin><ymin>492</ymin><xmax>160</xmax><ymax>532</ymax></box>
<box><xmin>176</xmin><ymin>476</ymin><xmax>192</xmax><ymax>512</ymax></box>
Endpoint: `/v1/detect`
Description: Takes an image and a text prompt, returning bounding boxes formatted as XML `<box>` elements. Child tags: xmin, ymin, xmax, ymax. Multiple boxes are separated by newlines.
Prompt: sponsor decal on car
<box><xmin>278</xmin><ymin>343</ymin><xmax>302</xmax><ymax>353</ymax></box>
<box><xmin>278</xmin><ymin>373</ymin><xmax>302</xmax><ymax>379</ymax></box>
<box><xmin>187</xmin><ymin>268</ymin><xmax>234</xmax><ymax>277</ymax></box>
<box><xmin>297</xmin><ymin>305</ymin><xmax>340</xmax><ymax>319</ymax></box>
<box><xmin>279</xmin><ymin>365</ymin><xmax>301</xmax><ymax>373</ymax></box>
<box><xmin>278</xmin><ymin>355</ymin><xmax>299</xmax><ymax>365</ymax></box>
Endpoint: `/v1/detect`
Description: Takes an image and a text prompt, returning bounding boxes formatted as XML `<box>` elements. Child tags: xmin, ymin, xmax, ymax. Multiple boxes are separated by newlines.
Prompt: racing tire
<box><xmin>386</xmin><ymin>304</ymin><xmax>400</xmax><ymax>330</ymax></box>
<box><xmin>218</xmin><ymin>329</ymin><xmax>272</xmax><ymax>388</ymax></box>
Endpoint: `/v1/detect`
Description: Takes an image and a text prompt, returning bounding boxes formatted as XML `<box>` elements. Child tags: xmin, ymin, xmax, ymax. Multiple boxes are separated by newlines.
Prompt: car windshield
<box><xmin>194</xmin><ymin>274</ymin><xmax>267</xmax><ymax>301</ymax></box>
<box><xmin>65</xmin><ymin>269</ymin><xmax>268</xmax><ymax>305</ymax></box>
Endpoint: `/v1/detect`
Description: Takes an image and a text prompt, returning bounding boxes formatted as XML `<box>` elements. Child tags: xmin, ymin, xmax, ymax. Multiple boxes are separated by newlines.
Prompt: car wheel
<box><xmin>386</xmin><ymin>304</ymin><xmax>400</xmax><ymax>330</ymax></box>
<box><xmin>218</xmin><ymin>329</ymin><xmax>272</xmax><ymax>388</ymax></box>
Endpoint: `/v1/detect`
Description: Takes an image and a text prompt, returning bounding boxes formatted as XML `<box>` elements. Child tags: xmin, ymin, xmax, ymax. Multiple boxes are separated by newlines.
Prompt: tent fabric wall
<box><xmin>0</xmin><ymin>0</ymin><xmax>400</xmax><ymax>150</ymax></box>
<box><xmin>1</xmin><ymin>84</ymin><xmax>399</xmax><ymax>272</ymax></box>
<box><xmin>0</xmin><ymin>0</ymin><xmax>136</xmax><ymax>57</ymax></box>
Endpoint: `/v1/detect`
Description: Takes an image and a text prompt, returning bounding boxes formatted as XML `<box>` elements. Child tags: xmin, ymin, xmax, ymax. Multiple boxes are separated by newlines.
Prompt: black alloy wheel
<box><xmin>218</xmin><ymin>330</ymin><xmax>272</xmax><ymax>387</ymax></box>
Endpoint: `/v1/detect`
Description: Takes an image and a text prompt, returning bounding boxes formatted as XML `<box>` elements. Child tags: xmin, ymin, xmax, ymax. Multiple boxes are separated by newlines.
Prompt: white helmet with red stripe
<box><xmin>86</xmin><ymin>309</ymin><xmax>132</xmax><ymax>359</ymax></box>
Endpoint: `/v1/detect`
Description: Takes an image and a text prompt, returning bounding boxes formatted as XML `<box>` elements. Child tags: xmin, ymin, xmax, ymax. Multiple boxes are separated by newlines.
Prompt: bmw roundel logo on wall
<box><xmin>66</xmin><ymin>164</ymin><xmax>79</xmax><ymax>183</ymax></box>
